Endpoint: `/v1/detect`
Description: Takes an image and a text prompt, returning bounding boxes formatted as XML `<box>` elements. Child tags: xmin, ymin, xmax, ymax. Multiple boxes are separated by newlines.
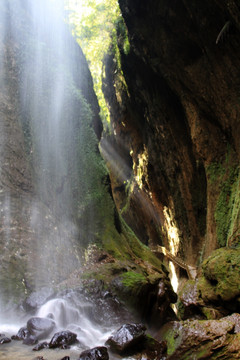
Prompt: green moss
<box><xmin>206</xmin><ymin>149</ymin><xmax>240</xmax><ymax>248</ymax></box>
<box><xmin>121</xmin><ymin>271</ymin><xmax>148</xmax><ymax>289</ymax></box>
<box><xmin>206</xmin><ymin>162</ymin><xmax>225</xmax><ymax>185</ymax></box>
<box><xmin>215</xmin><ymin>167</ymin><xmax>240</xmax><ymax>247</ymax></box>
<box><xmin>162</xmin><ymin>327</ymin><xmax>182</xmax><ymax>355</ymax></box>
<box><xmin>198</xmin><ymin>248</ymin><xmax>240</xmax><ymax>302</ymax></box>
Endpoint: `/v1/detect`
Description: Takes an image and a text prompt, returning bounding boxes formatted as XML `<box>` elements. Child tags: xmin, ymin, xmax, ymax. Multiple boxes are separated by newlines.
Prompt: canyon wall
<box><xmin>103</xmin><ymin>0</ymin><xmax>240</xmax><ymax>277</ymax></box>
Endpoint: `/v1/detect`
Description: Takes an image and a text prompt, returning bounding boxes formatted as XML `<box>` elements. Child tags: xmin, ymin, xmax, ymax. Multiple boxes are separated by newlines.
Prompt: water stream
<box><xmin>0</xmin><ymin>294</ymin><xmax>118</xmax><ymax>359</ymax></box>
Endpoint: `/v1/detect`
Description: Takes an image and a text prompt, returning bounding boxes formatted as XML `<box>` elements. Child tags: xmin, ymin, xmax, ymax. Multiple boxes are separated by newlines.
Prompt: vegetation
<box><xmin>199</xmin><ymin>247</ymin><xmax>240</xmax><ymax>302</ymax></box>
<box><xmin>206</xmin><ymin>151</ymin><xmax>240</xmax><ymax>247</ymax></box>
<box><xmin>65</xmin><ymin>0</ymin><xmax>123</xmax><ymax>124</ymax></box>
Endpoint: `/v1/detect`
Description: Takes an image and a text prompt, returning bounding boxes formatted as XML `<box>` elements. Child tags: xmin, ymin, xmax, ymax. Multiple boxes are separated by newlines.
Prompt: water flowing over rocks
<box><xmin>27</xmin><ymin>317</ymin><xmax>56</xmax><ymax>340</ymax></box>
<box><xmin>23</xmin><ymin>288</ymin><xmax>55</xmax><ymax>313</ymax></box>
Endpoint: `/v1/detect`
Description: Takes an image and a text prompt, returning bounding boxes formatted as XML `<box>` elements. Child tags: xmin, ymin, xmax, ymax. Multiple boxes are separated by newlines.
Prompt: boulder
<box><xmin>157</xmin><ymin>314</ymin><xmax>240</xmax><ymax>359</ymax></box>
<box><xmin>140</xmin><ymin>336</ymin><xmax>167</xmax><ymax>360</ymax></box>
<box><xmin>197</xmin><ymin>248</ymin><xmax>240</xmax><ymax>312</ymax></box>
<box><xmin>49</xmin><ymin>330</ymin><xmax>77</xmax><ymax>348</ymax></box>
<box><xmin>22</xmin><ymin>334</ymin><xmax>38</xmax><ymax>345</ymax></box>
<box><xmin>0</xmin><ymin>337</ymin><xmax>11</xmax><ymax>344</ymax></box>
<box><xmin>106</xmin><ymin>323</ymin><xmax>146</xmax><ymax>354</ymax></box>
<box><xmin>32</xmin><ymin>341</ymin><xmax>49</xmax><ymax>351</ymax></box>
<box><xmin>177</xmin><ymin>280</ymin><xmax>204</xmax><ymax>320</ymax></box>
<box><xmin>78</xmin><ymin>346</ymin><xmax>109</xmax><ymax>360</ymax></box>
<box><xmin>27</xmin><ymin>316</ymin><xmax>55</xmax><ymax>339</ymax></box>
<box><xmin>12</xmin><ymin>327</ymin><xmax>30</xmax><ymax>340</ymax></box>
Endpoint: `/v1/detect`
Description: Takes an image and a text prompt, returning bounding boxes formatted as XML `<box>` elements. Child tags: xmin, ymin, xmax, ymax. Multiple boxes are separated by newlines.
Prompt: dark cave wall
<box><xmin>103</xmin><ymin>0</ymin><xmax>240</xmax><ymax>267</ymax></box>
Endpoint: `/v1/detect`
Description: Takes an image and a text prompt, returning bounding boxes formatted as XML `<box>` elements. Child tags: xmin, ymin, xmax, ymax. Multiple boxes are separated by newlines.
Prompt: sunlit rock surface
<box><xmin>102</xmin><ymin>0</ymin><xmax>240</xmax><ymax>316</ymax></box>
<box><xmin>103</xmin><ymin>0</ymin><xmax>240</xmax><ymax>270</ymax></box>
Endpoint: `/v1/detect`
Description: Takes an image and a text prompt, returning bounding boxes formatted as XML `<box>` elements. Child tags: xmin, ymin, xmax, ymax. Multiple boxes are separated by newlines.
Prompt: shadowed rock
<box><xmin>32</xmin><ymin>341</ymin><xmax>49</xmax><ymax>351</ymax></box>
<box><xmin>0</xmin><ymin>337</ymin><xmax>11</xmax><ymax>344</ymax></box>
<box><xmin>49</xmin><ymin>330</ymin><xmax>77</xmax><ymax>348</ymax></box>
<box><xmin>78</xmin><ymin>346</ymin><xmax>109</xmax><ymax>360</ymax></box>
<box><xmin>12</xmin><ymin>327</ymin><xmax>30</xmax><ymax>340</ymax></box>
<box><xmin>106</xmin><ymin>323</ymin><xmax>146</xmax><ymax>354</ymax></box>
<box><xmin>22</xmin><ymin>334</ymin><xmax>38</xmax><ymax>345</ymax></box>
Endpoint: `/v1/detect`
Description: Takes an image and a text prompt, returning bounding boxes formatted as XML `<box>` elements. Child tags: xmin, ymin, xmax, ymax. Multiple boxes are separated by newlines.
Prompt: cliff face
<box><xmin>103</xmin><ymin>0</ymin><xmax>240</xmax><ymax>275</ymax></box>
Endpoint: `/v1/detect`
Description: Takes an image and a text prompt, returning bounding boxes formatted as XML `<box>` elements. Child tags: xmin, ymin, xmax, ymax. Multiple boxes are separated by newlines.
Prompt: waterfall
<box><xmin>0</xmin><ymin>0</ymin><xmax>102</xmax><ymax>294</ymax></box>
<box><xmin>0</xmin><ymin>0</ymin><xmax>111</xmax><ymax>337</ymax></box>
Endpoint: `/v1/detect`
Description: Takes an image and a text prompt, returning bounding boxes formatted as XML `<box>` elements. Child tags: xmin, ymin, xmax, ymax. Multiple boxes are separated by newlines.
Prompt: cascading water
<box><xmin>0</xmin><ymin>0</ymin><xmax>118</xmax><ymax>358</ymax></box>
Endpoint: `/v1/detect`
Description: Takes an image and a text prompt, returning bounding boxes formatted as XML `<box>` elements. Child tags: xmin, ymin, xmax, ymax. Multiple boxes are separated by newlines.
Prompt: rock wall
<box><xmin>103</xmin><ymin>0</ymin><xmax>240</xmax><ymax>278</ymax></box>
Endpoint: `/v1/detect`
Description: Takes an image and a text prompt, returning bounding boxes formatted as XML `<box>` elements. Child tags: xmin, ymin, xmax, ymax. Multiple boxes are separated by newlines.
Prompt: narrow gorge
<box><xmin>0</xmin><ymin>0</ymin><xmax>239</xmax><ymax>359</ymax></box>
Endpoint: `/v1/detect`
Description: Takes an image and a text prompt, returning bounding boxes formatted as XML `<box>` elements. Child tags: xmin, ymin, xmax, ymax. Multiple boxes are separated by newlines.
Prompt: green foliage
<box><xmin>65</xmin><ymin>0</ymin><xmax>129</xmax><ymax>126</ymax></box>
<box><xmin>121</xmin><ymin>271</ymin><xmax>148</xmax><ymax>289</ymax></box>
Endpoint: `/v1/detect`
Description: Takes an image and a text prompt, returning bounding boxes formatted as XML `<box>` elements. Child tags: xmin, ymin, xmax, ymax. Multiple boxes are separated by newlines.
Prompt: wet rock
<box><xmin>106</xmin><ymin>323</ymin><xmax>147</xmax><ymax>354</ymax></box>
<box><xmin>32</xmin><ymin>341</ymin><xmax>49</xmax><ymax>351</ymax></box>
<box><xmin>78</xmin><ymin>346</ymin><xmax>109</xmax><ymax>360</ymax></box>
<box><xmin>49</xmin><ymin>330</ymin><xmax>77</xmax><ymax>348</ymax></box>
<box><xmin>59</xmin><ymin>357</ymin><xmax>70</xmax><ymax>360</ymax></box>
<box><xmin>23</xmin><ymin>287</ymin><xmax>54</xmax><ymax>312</ymax></box>
<box><xmin>27</xmin><ymin>316</ymin><xmax>55</xmax><ymax>340</ymax></box>
<box><xmin>157</xmin><ymin>314</ymin><xmax>240</xmax><ymax>359</ymax></box>
<box><xmin>23</xmin><ymin>334</ymin><xmax>38</xmax><ymax>345</ymax></box>
<box><xmin>177</xmin><ymin>280</ymin><xmax>204</xmax><ymax>320</ymax></box>
<box><xmin>80</xmin><ymin>280</ymin><xmax>133</xmax><ymax>327</ymax></box>
<box><xmin>12</xmin><ymin>327</ymin><xmax>30</xmax><ymax>340</ymax></box>
<box><xmin>0</xmin><ymin>337</ymin><xmax>11</xmax><ymax>344</ymax></box>
<box><xmin>140</xmin><ymin>337</ymin><xmax>167</xmax><ymax>360</ymax></box>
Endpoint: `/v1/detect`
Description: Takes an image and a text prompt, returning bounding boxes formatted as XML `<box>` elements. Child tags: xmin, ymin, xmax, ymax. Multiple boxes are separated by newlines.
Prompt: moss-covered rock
<box><xmin>157</xmin><ymin>314</ymin><xmax>240</xmax><ymax>359</ymax></box>
<box><xmin>197</xmin><ymin>248</ymin><xmax>240</xmax><ymax>311</ymax></box>
<box><xmin>177</xmin><ymin>280</ymin><xmax>204</xmax><ymax>320</ymax></box>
